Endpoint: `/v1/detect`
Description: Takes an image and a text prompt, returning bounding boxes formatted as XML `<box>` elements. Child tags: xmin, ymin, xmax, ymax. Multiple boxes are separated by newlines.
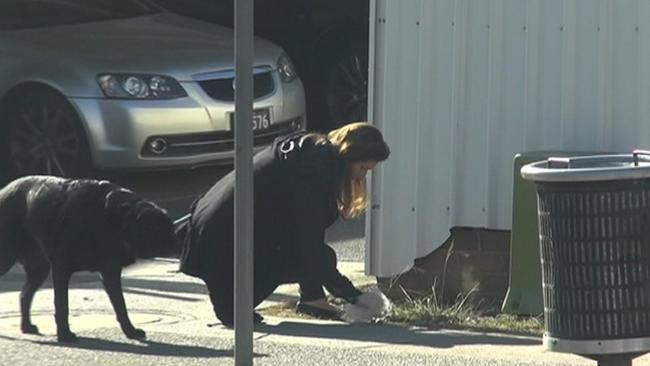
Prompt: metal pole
<box><xmin>366</xmin><ymin>0</ymin><xmax>381</xmax><ymax>276</ymax></box>
<box><xmin>234</xmin><ymin>0</ymin><xmax>254</xmax><ymax>364</ymax></box>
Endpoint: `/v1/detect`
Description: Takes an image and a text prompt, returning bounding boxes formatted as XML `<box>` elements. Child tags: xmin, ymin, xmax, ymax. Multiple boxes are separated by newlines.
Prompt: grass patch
<box><xmin>385</xmin><ymin>285</ymin><xmax>543</xmax><ymax>336</ymax></box>
<box><xmin>261</xmin><ymin>301</ymin><xmax>312</xmax><ymax>319</ymax></box>
<box><xmin>260</xmin><ymin>234</ymin><xmax>544</xmax><ymax>336</ymax></box>
<box><xmin>378</xmin><ymin>236</ymin><xmax>544</xmax><ymax>337</ymax></box>
<box><xmin>260</xmin><ymin>286</ymin><xmax>544</xmax><ymax>337</ymax></box>
<box><xmin>387</xmin><ymin>297</ymin><xmax>543</xmax><ymax>336</ymax></box>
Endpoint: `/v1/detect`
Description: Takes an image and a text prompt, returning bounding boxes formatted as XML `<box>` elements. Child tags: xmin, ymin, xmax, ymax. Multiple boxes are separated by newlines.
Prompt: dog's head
<box><xmin>105</xmin><ymin>189</ymin><xmax>176</xmax><ymax>259</ymax></box>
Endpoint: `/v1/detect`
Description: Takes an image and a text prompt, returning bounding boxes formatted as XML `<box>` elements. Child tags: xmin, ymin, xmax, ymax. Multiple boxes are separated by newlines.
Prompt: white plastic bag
<box><xmin>341</xmin><ymin>288</ymin><xmax>392</xmax><ymax>323</ymax></box>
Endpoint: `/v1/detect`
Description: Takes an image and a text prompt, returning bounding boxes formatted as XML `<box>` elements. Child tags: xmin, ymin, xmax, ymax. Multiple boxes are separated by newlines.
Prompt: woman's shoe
<box><xmin>295</xmin><ymin>302</ymin><xmax>342</xmax><ymax>320</ymax></box>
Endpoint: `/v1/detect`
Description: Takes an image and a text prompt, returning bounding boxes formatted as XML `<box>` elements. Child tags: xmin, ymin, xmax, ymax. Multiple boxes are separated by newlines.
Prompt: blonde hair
<box><xmin>326</xmin><ymin>122</ymin><xmax>390</xmax><ymax>218</ymax></box>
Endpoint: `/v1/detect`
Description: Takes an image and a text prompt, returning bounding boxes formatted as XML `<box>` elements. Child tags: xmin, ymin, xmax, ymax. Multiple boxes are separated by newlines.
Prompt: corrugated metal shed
<box><xmin>367</xmin><ymin>0</ymin><xmax>650</xmax><ymax>276</ymax></box>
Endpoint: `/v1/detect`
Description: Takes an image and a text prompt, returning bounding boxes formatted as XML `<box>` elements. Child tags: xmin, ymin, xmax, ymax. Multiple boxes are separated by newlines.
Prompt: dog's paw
<box><xmin>20</xmin><ymin>323</ymin><xmax>39</xmax><ymax>334</ymax></box>
<box><xmin>57</xmin><ymin>330</ymin><xmax>78</xmax><ymax>343</ymax></box>
<box><xmin>124</xmin><ymin>327</ymin><xmax>146</xmax><ymax>340</ymax></box>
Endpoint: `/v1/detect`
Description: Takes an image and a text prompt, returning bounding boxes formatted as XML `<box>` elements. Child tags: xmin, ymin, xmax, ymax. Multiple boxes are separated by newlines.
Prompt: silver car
<box><xmin>0</xmin><ymin>0</ymin><xmax>305</xmax><ymax>178</ymax></box>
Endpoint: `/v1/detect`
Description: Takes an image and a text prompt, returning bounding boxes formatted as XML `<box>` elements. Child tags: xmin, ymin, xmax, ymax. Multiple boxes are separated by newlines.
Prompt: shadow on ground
<box><xmin>0</xmin><ymin>333</ymin><xmax>243</xmax><ymax>358</ymax></box>
<box><xmin>1</xmin><ymin>271</ymin><xmax>302</xmax><ymax>312</ymax></box>
<box><xmin>256</xmin><ymin>321</ymin><xmax>541</xmax><ymax>348</ymax></box>
<box><xmin>37</xmin><ymin>337</ymin><xmax>232</xmax><ymax>357</ymax></box>
<box><xmin>0</xmin><ymin>270</ymin><xmax>204</xmax><ymax>295</ymax></box>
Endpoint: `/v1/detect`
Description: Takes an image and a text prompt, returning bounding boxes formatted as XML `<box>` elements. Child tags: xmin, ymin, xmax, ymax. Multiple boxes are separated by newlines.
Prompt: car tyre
<box><xmin>1</xmin><ymin>89</ymin><xmax>92</xmax><ymax>179</ymax></box>
<box><xmin>324</xmin><ymin>42</ymin><xmax>369</xmax><ymax>130</ymax></box>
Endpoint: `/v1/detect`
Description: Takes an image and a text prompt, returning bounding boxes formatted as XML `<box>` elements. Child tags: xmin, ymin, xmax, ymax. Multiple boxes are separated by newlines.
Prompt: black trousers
<box><xmin>203</xmin><ymin>245</ymin><xmax>339</xmax><ymax>325</ymax></box>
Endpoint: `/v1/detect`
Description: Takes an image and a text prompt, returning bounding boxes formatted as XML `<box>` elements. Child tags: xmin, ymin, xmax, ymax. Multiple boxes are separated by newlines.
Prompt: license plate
<box><xmin>230</xmin><ymin>109</ymin><xmax>271</xmax><ymax>131</ymax></box>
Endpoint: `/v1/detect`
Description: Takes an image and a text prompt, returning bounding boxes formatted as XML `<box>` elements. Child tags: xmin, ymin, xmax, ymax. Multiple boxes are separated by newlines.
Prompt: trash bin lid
<box><xmin>521</xmin><ymin>150</ymin><xmax>650</xmax><ymax>182</ymax></box>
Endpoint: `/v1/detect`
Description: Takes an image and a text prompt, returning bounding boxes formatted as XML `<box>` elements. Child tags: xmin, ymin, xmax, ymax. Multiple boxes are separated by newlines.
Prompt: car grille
<box><xmin>198</xmin><ymin>72</ymin><xmax>275</xmax><ymax>101</ymax></box>
<box><xmin>141</xmin><ymin>118</ymin><xmax>302</xmax><ymax>157</ymax></box>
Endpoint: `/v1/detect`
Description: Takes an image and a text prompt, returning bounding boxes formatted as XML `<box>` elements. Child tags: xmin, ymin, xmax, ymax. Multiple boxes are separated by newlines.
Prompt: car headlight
<box><xmin>97</xmin><ymin>74</ymin><xmax>187</xmax><ymax>99</ymax></box>
<box><xmin>277</xmin><ymin>54</ymin><xmax>297</xmax><ymax>83</ymax></box>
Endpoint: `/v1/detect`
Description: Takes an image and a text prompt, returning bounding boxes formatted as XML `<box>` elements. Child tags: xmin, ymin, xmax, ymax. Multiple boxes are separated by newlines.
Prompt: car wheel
<box><xmin>325</xmin><ymin>46</ymin><xmax>368</xmax><ymax>129</ymax></box>
<box><xmin>2</xmin><ymin>89</ymin><xmax>92</xmax><ymax>178</ymax></box>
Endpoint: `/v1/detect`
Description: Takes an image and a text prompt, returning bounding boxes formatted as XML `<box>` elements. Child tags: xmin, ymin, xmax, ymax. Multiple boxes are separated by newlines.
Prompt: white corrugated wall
<box><xmin>367</xmin><ymin>0</ymin><xmax>650</xmax><ymax>276</ymax></box>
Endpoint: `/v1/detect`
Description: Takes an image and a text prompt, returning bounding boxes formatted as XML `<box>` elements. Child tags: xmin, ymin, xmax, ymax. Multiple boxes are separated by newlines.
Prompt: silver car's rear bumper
<box><xmin>69</xmin><ymin>78</ymin><xmax>305</xmax><ymax>170</ymax></box>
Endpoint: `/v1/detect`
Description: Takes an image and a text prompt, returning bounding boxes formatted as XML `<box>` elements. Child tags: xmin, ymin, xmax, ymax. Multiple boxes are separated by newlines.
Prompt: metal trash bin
<box><xmin>503</xmin><ymin>150</ymin><xmax>608</xmax><ymax>316</ymax></box>
<box><xmin>521</xmin><ymin>151</ymin><xmax>650</xmax><ymax>366</ymax></box>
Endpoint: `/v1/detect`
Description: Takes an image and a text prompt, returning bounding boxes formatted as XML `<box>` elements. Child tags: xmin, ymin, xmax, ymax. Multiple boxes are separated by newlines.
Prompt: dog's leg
<box><xmin>100</xmin><ymin>267</ymin><xmax>145</xmax><ymax>340</ymax></box>
<box><xmin>51</xmin><ymin>267</ymin><xmax>76</xmax><ymax>342</ymax></box>
<box><xmin>20</xmin><ymin>259</ymin><xmax>50</xmax><ymax>334</ymax></box>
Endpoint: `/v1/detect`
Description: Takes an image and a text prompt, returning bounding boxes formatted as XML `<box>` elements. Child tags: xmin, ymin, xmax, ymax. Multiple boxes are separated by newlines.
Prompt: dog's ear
<box><xmin>104</xmin><ymin>189</ymin><xmax>140</xmax><ymax>210</ymax></box>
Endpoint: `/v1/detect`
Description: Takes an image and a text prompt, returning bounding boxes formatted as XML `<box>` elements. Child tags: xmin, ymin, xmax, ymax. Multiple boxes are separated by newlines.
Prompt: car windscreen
<box><xmin>1</xmin><ymin>0</ymin><xmax>161</xmax><ymax>30</ymax></box>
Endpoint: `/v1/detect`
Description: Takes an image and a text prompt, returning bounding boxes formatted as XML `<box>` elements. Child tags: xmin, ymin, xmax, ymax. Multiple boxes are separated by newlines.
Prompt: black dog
<box><xmin>0</xmin><ymin>175</ymin><xmax>175</xmax><ymax>342</ymax></box>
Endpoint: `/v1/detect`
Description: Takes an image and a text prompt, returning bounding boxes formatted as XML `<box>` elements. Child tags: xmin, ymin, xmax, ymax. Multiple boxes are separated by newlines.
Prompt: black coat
<box><xmin>179</xmin><ymin>132</ymin><xmax>361</xmax><ymax>301</ymax></box>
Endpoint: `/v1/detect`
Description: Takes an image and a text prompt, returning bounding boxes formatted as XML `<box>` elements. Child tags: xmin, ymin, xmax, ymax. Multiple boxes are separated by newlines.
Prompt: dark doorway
<box><xmin>151</xmin><ymin>0</ymin><xmax>370</xmax><ymax>132</ymax></box>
